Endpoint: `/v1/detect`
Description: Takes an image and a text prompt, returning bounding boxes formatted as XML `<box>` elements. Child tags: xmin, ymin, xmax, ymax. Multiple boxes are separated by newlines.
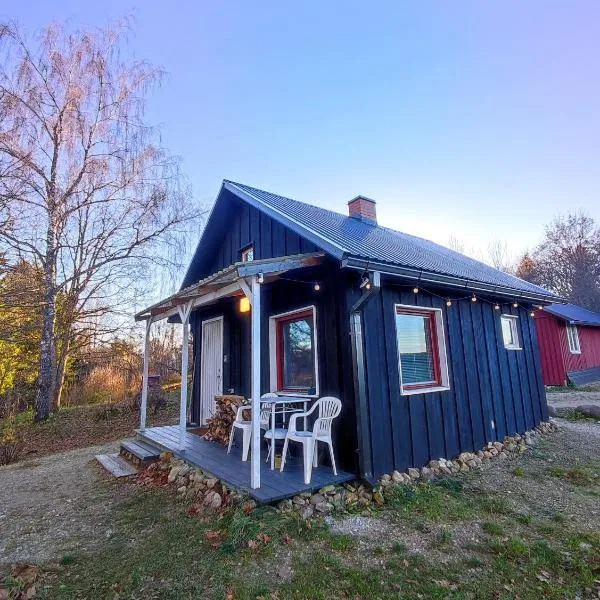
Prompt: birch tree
<box><xmin>0</xmin><ymin>22</ymin><xmax>202</xmax><ymax>420</ymax></box>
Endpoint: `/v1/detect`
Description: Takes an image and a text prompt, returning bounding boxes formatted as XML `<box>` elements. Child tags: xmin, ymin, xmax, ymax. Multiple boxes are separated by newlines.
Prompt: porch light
<box><xmin>512</xmin><ymin>302</ymin><xmax>519</xmax><ymax>308</ymax></box>
<box><xmin>413</xmin><ymin>287</ymin><xmax>419</xmax><ymax>294</ymax></box>
<box><xmin>314</xmin><ymin>283</ymin><xmax>321</xmax><ymax>291</ymax></box>
<box><xmin>239</xmin><ymin>296</ymin><xmax>250</xmax><ymax>313</ymax></box>
<box><xmin>446</xmin><ymin>299</ymin><xmax>452</xmax><ymax>307</ymax></box>
<box><xmin>471</xmin><ymin>294</ymin><xmax>477</xmax><ymax>303</ymax></box>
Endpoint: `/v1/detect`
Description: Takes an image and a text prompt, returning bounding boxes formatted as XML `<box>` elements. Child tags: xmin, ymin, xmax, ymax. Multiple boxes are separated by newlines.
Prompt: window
<box><xmin>241</xmin><ymin>245</ymin><xmax>254</xmax><ymax>262</ymax></box>
<box><xmin>269</xmin><ymin>307</ymin><xmax>318</xmax><ymax>395</ymax></box>
<box><xmin>394</xmin><ymin>305</ymin><xmax>450</xmax><ymax>395</ymax></box>
<box><xmin>501</xmin><ymin>315</ymin><xmax>521</xmax><ymax>350</ymax></box>
<box><xmin>567</xmin><ymin>324</ymin><xmax>581</xmax><ymax>354</ymax></box>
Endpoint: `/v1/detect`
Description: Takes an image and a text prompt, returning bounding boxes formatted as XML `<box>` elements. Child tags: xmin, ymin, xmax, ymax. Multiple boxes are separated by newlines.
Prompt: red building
<box><xmin>535</xmin><ymin>303</ymin><xmax>600</xmax><ymax>386</ymax></box>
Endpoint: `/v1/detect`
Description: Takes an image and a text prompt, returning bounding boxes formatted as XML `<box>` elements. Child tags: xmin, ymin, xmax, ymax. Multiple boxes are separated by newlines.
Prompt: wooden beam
<box><xmin>178</xmin><ymin>301</ymin><xmax>193</xmax><ymax>449</ymax></box>
<box><xmin>250</xmin><ymin>275</ymin><xmax>262</xmax><ymax>489</ymax></box>
<box><xmin>139</xmin><ymin>318</ymin><xmax>153</xmax><ymax>432</ymax></box>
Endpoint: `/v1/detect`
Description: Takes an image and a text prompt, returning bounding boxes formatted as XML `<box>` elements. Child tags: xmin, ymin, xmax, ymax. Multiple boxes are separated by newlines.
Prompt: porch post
<box><xmin>178</xmin><ymin>301</ymin><xmax>193</xmax><ymax>449</ymax></box>
<box><xmin>250</xmin><ymin>274</ymin><xmax>262</xmax><ymax>489</ymax></box>
<box><xmin>140</xmin><ymin>317</ymin><xmax>152</xmax><ymax>432</ymax></box>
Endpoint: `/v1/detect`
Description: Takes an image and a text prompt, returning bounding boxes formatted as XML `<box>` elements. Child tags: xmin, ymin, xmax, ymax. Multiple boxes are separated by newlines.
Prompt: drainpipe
<box><xmin>349</xmin><ymin>271</ymin><xmax>380</xmax><ymax>484</ymax></box>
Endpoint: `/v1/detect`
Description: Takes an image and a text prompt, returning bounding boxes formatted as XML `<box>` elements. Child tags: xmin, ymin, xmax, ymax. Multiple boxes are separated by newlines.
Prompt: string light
<box><xmin>413</xmin><ymin>286</ymin><xmax>419</xmax><ymax>294</ymax></box>
<box><xmin>446</xmin><ymin>299</ymin><xmax>452</xmax><ymax>307</ymax></box>
<box><xmin>530</xmin><ymin>310</ymin><xmax>536</xmax><ymax>317</ymax></box>
<box><xmin>313</xmin><ymin>283</ymin><xmax>321</xmax><ymax>292</ymax></box>
<box><xmin>512</xmin><ymin>301</ymin><xmax>519</xmax><ymax>308</ymax></box>
<box><xmin>494</xmin><ymin>303</ymin><xmax>500</xmax><ymax>311</ymax></box>
<box><xmin>471</xmin><ymin>294</ymin><xmax>477</xmax><ymax>303</ymax></box>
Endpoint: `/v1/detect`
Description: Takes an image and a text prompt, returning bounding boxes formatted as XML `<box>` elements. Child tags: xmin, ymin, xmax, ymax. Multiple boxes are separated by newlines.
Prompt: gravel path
<box><xmin>0</xmin><ymin>441</ymin><xmax>135</xmax><ymax>568</ymax></box>
<box><xmin>546</xmin><ymin>390</ymin><xmax>600</xmax><ymax>409</ymax></box>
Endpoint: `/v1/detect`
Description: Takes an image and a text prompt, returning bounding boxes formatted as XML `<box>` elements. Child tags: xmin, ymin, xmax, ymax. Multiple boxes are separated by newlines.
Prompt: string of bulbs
<box><xmin>276</xmin><ymin>273</ymin><xmax>542</xmax><ymax>318</ymax></box>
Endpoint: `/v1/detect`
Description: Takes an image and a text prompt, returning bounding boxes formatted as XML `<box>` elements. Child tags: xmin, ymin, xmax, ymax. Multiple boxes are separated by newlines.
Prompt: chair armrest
<box><xmin>235</xmin><ymin>404</ymin><xmax>252</xmax><ymax>421</ymax></box>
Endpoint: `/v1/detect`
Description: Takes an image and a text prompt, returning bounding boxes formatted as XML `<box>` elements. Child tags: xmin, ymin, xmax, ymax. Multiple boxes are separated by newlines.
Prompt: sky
<box><xmin>3</xmin><ymin>1</ymin><xmax>600</xmax><ymax>266</ymax></box>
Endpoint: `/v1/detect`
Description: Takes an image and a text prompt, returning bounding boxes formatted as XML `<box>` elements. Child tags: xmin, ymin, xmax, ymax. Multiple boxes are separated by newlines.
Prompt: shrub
<box><xmin>63</xmin><ymin>364</ymin><xmax>137</xmax><ymax>407</ymax></box>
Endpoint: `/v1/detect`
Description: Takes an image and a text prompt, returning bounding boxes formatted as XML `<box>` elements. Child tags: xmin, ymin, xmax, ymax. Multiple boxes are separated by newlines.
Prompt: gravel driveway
<box><xmin>546</xmin><ymin>389</ymin><xmax>600</xmax><ymax>409</ymax></box>
<box><xmin>0</xmin><ymin>441</ymin><xmax>135</xmax><ymax>569</ymax></box>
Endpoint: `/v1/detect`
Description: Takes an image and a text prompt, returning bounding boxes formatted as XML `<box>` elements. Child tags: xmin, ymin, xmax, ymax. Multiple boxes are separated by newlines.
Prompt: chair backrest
<box><xmin>260</xmin><ymin>393</ymin><xmax>278</xmax><ymax>428</ymax></box>
<box><xmin>313</xmin><ymin>396</ymin><xmax>341</xmax><ymax>437</ymax></box>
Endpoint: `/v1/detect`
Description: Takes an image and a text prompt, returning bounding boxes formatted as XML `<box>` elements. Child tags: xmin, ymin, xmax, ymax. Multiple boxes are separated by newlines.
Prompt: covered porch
<box><xmin>134</xmin><ymin>252</ymin><xmax>354</xmax><ymax>502</ymax></box>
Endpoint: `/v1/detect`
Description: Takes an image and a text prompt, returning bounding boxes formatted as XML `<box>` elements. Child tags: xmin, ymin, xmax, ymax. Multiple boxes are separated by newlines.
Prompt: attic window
<box><xmin>567</xmin><ymin>324</ymin><xmax>581</xmax><ymax>354</ymax></box>
<box><xmin>501</xmin><ymin>315</ymin><xmax>521</xmax><ymax>350</ymax></box>
<box><xmin>241</xmin><ymin>245</ymin><xmax>254</xmax><ymax>263</ymax></box>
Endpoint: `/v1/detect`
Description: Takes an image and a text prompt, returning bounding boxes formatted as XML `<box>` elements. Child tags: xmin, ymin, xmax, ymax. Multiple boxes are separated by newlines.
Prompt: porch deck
<box><xmin>137</xmin><ymin>425</ymin><xmax>354</xmax><ymax>503</ymax></box>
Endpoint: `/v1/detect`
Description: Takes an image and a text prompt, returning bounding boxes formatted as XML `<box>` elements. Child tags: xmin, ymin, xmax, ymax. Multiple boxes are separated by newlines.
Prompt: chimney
<box><xmin>348</xmin><ymin>195</ymin><xmax>377</xmax><ymax>225</ymax></box>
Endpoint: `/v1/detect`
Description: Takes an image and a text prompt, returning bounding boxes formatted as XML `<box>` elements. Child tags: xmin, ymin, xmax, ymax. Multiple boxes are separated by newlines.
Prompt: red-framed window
<box><xmin>273</xmin><ymin>307</ymin><xmax>317</xmax><ymax>394</ymax></box>
<box><xmin>395</xmin><ymin>305</ymin><xmax>445</xmax><ymax>392</ymax></box>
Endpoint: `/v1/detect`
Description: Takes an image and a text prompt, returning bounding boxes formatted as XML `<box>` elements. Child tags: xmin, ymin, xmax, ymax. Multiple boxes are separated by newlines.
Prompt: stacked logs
<box><xmin>203</xmin><ymin>395</ymin><xmax>246</xmax><ymax>445</ymax></box>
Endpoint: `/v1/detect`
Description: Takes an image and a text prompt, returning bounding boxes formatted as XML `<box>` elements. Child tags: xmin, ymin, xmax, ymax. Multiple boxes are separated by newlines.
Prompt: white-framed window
<box><xmin>269</xmin><ymin>306</ymin><xmax>319</xmax><ymax>396</ymax></box>
<box><xmin>241</xmin><ymin>244</ymin><xmax>254</xmax><ymax>262</ymax></box>
<box><xmin>394</xmin><ymin>304</ymin><xmax>450</xmax><ymax>396</ymax></box>
<box><xmin>500</xmin><ymin>314</ymin><xmax>521</xmax><ymax>350</ymax></box>
<box><xmin>567</xmin><ymin>324</ymin><xmax>581</xmax><ymax>354</ymax></box>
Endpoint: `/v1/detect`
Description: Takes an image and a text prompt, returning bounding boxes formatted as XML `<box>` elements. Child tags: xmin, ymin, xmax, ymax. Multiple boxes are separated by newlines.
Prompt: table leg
<box><xmin>270</xmin><ymin>404</ymin><xmax>275</xmax><ymax>470</ymax></box>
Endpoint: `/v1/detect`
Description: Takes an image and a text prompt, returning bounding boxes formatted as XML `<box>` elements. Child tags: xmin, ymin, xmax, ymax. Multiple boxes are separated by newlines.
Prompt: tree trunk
<box><xmin>54</xmin><ymin>334</ymin><xmax>71</xmax><ymax>410</ymax></box>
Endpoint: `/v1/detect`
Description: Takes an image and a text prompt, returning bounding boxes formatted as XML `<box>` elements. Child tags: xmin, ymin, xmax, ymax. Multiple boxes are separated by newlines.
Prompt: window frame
<box><xmin>566</xmin><ymin>323</ymin><xmax>581</xmax><ymax>354</ymax></box>
<box><xmin>500</xmin><ymin>314</ymin><xmax>522</xmax><ymax>350</ymax></box>
<box><xmin>268</xmin><ymin>305</ymin><xmax>319</xmax><ymax>397</ymax></box>
<box><xmin>394</xmin><ymin>304</ymin><xmax>450</xmax><ymax>396</ymax></box>
<box><xmin>240</xmin><ymin>244</ymin><xmax>254</xmax><ymax>263</ymax></box>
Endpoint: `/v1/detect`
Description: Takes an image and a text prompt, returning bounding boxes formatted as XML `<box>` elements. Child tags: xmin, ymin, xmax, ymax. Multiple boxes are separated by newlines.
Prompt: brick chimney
<box><xmin>348</xmin><ymin>195</ymin><xmax>377</xmax><ymax>225</ymax></box>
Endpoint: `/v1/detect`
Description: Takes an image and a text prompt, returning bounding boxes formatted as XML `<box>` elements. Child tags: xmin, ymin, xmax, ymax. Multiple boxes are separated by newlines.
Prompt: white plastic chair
<box><xmin>280</xmin><ymin>396</ymin><xmax>341</xmax><ymax>484</ymax></box>
<box><xmin>227</xmin><ymin>393</ymin><xmax>277</xmax><ymax>461</ymax></box>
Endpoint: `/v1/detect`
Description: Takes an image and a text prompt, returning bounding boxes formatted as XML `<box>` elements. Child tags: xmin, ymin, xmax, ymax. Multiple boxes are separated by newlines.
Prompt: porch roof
<box><xmin>134</xmin><ymin>251</ymin><xmax>325</xmax><ymax>322</ymax></box>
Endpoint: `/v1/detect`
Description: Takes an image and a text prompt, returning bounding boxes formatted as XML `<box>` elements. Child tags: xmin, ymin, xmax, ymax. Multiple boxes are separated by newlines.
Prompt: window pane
<box><xmin>281</xmin><ymin>316</ymin><xmax>315</xmax><ymax>390</ymax></box>
<box><xmin>501</xmin><ymin>317</ymin><xmax>514</xmax><ymax>346</ymax></box>
<box><xmin>396</xmin><ymin>313</ymin><xmax>435</xmax><ymax>384</ymax></box>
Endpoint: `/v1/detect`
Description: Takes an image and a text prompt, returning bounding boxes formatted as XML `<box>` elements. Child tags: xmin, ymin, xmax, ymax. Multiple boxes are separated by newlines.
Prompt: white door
<box><xmin>200</xmin><ymin>316</ymin><xmax>224</xmax><ymax>425</ymax></box>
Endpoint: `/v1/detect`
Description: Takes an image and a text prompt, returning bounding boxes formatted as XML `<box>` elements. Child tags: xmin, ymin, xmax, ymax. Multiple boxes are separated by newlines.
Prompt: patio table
<box><xmin>261</xmin><ymin>396</ymin><xmax>315</xmax><ymax>470</ymax></box>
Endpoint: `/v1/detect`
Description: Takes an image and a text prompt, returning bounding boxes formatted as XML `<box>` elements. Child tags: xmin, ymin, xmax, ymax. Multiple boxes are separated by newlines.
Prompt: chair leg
<box><xmin>313</xmin><ymin>439</ymin><xmax>319</xmax><ymax>468</ymax></box>
<box><xmin>280</xmin><ymin>438</ymin><xmax>290</xmax><ymax>472</ymax></box>
<box><xmin>303</xmin><ymin>440</ymin><xmax>314</xmax><ymax>485</ymax></box>
<box><xmin>328</xmin><ymin>440</ymin><xmax>337</xmax><ymax>475</ymax></box>
<box><xmin>266</xmin><ymin>440</ymin><xmax>271</xmax><ymax>463</ymax></box>
<box><xmin>241</xmin><ymin>428</ymin><xmax>250</xmax><ymax>462</ymax></box>
<box><xmin>227</xmin><ymin>426</ymin><xmax>235</xmax><ymax>454</ymax></box>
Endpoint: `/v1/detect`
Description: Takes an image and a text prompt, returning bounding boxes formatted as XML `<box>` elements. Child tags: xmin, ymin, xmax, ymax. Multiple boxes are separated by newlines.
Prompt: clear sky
<box><xmin>3</xmin><ymin>1</ymin><xmax>600</xmax><ymax>263</ymax></box>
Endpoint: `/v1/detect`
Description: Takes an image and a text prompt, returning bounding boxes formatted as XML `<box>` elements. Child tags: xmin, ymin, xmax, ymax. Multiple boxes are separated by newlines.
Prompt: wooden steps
<box><xmin>96</xmin><ymin>453</ymin><xmax>138</xmax><ymax>477</ymax></box>
<box><xmin>119</xmin><ymin>438</ymin><xmax>162</xmax><ymax>467</ymax></box>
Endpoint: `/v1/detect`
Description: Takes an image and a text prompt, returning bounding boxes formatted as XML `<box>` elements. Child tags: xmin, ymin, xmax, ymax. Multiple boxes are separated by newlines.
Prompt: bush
<box><xmin>63</xmin><ymin>364</ymin><xmax>137</xmax><ymax>406</ymax></box>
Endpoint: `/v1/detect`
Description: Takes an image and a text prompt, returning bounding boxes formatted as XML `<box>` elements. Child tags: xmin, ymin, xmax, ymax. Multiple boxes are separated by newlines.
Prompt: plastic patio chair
<box><xmin>279</xmin><ymin>396</ymin><xmax>342</xmax><ymax>484</ymax></box>
<box><xmin>227</xmin><ymin>393</ymin><xmax>277</xmax><ymax>461</ymax></box>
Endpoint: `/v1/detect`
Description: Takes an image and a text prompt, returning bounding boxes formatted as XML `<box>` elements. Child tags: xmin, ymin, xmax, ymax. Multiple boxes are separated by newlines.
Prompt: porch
<box><xmin>138</xmin><ymin>425</ymin><xmax>353</xmax><ymax>503</ymax></box>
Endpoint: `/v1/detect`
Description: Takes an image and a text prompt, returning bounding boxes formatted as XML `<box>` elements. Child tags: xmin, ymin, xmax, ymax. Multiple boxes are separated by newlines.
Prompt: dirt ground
<box><xmin>546</xmin><ymin>389</ymin><xmax>600</xmax><ymax>410</ymax></box>
<box><xmin>0</xmin><ymin>441</ymin><xmax>136</xmax><ymax>570</ymax></box>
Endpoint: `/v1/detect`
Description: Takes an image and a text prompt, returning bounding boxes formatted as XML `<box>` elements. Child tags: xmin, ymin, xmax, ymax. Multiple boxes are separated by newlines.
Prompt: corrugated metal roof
<box><xmin>224</xmin><ymin>180</ymin><xmax>559</xmax><ymax>301</ymax></box>
<box><xmin>544</xmin><ymin>303</ymin><xmax>600</xmax><ymax>327</ymax></box>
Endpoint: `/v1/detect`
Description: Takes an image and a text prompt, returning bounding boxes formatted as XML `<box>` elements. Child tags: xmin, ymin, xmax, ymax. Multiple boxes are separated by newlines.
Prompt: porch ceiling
<box><xmin>134</xmin><ymin>252</ymin><xmax>325</xmax><ymax>322</ymax></box>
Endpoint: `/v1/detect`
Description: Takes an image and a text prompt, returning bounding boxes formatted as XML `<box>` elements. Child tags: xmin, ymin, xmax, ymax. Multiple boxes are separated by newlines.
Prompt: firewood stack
<box><xmin>203</xmin><ymin>395</ymin><xmax>246</xmax><ymax>445</ymax></box>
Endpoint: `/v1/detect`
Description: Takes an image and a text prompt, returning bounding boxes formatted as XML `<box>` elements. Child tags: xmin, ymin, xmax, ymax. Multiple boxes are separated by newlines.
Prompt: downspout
<box><xmin>349</xmin><ymin>270</ymin><xmax>381</xmax><ymax>484</ymax></box>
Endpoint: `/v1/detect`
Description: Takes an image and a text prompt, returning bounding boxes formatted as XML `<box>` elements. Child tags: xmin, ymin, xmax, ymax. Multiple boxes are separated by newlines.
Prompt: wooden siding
<box><xmin>357</xmin><ymin>283</ymin><xmax>548</xmax><ymax>478</ymax></box>
<box><xmin>536</xmin><ymin>312</ymin><xmax>600</xmax><ymax>385</ymax></box>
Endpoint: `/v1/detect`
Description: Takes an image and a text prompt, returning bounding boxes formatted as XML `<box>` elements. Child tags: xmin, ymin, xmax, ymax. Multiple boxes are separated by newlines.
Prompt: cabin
<box><xmin>535</xmin><ymin>303</ymin><xmax>600</xmax><ymax>387</ymax></box>
<box><xmin>133</xmin><ymin>180</ymin><xmax>559</xmax><ymax>502</ymax></box>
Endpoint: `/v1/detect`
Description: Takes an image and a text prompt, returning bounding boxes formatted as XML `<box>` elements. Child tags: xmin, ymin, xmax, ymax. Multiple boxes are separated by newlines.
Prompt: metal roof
<box><xmin>223</xmin><ymin>180</ymin><xmax>560</xmax><ymax>303</ymax></box>
<box><xmin>543</xmin><ymin>303</ymin><xmax>600</xmax><ymax>327</ymax></box>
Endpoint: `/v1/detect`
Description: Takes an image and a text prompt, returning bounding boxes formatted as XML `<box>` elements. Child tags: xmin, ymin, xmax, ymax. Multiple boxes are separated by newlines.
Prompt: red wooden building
<box><xmin>535</xmin><ymin>303</ymin><xmax>600</xmax><ymax>386</ymax></box>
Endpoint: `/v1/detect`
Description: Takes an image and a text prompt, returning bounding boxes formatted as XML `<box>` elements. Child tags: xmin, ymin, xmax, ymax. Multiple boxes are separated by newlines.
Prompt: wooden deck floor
<box><xmin>137</xmin><ymin>425</ymin><xmax>354</xmax><ymax>503</ymax></box>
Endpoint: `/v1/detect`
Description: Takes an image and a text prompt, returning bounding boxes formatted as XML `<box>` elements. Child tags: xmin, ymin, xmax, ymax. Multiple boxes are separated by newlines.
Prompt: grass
<box><xmin>555</xmin><ymin>408</ymin><xmax>600</xmax><ymax>422</ymax></box>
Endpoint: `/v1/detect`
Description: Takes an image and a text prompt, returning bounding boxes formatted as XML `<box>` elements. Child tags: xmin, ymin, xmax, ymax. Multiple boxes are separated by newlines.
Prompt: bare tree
<box><xmin>487</xmin><ymin>239</ymin><xmax>514</xmax><ymax>274</ymax></box>
<box><xmin>517</xmin><ymin>213</ymin><xmax>600</xmax><ymax>311</ymax></box>
<box><xmin>0</xmin><ymin>21</ymin><xmax>202</xmax><ymax>420</ymax></box>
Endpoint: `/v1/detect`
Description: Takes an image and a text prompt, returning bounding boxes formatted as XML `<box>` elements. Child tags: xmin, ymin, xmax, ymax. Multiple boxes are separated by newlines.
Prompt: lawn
<box><xmin>32</xmin><ymin>421</ymin><xmax>600</xmax><ymax>600</ymax></box>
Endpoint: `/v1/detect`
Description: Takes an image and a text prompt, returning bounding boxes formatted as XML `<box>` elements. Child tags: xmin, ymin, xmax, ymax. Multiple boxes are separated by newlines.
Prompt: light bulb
<box><xmin>446</xmin><ymin>299</ymin><xmax>452</xmax><ymax>307</ymax></box>
<box><xmin>471</xmin><ymin>295</ymin><xmax>477</xmax><ymax>303</ymax></box>
<box><xmin>494</xmin><ymin>304</ymin><xmax>500</xmax><ymax>311</ymax></box>
<box><xmin>413</xmin><ymin>287</ymin><xmax>419</xmax><ymax>294</ymax></box>
<box><xmin>314</xmin><ymin>283</ymin><xmax>321</xmax><ymax>291</ymax></box>
<box><xmin>513</xmin><ymin>302</ymin><xmax>518</xmax><ymax>308</ymax></box>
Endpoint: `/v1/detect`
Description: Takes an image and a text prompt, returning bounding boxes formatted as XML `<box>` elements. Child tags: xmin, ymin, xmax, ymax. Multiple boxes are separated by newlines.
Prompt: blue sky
<box><xmin>4</xmin><ymin>1</ymin><xmax>600</xmax><ymax>262</ymax></box>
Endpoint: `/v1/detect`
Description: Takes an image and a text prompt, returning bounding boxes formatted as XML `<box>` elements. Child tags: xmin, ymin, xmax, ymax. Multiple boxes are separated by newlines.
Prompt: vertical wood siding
<box><xmin>359</xmin><ymin>285</ymin><xmax>548</xmax><ymax>478</ymax></box>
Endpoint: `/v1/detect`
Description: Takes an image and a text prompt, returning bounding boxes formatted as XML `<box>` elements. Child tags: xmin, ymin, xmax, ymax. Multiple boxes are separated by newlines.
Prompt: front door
<box><xmin>200</xmin><ymin>316</ymin><xmax>224</xmax><ymax>425</ymax></box>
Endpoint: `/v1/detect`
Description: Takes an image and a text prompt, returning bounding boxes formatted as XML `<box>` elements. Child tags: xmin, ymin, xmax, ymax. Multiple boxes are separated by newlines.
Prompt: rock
<box><xmin>315</xmin><ymin>502</ymin><xmax>332</xmax><ymax>513</ymax></box>
<box><xmin>300</xmin><ymin>506</ymin><xmax>314</xmax><ymax>519</ymax></box>
<box><xmin>344</xmin><ymin>483</ymin><xmax>357</xmax><ymax>492</ymax></box>
<box><xmin>483</xmin><ymin>451</ymin><xmax>493</xmax><ymax>459</ymax></box>
<box><xmin>381</xmin><ymin>474</ymin><xmax>392</xmax><ymax>485</ymax></box>
<box><xmin>576</xmin><ymin>404</ymin><xmax>600</xmax><ymax>418</ymax></box>
<box><xmin>278</xmin><ymin>499</ymin><xmax>293</xmax><ymax>511</ymax></box>
<box><xmin>524</xmin><ymin>436</ymin><xmax>535</xmax><ymax>446</ymax></box>
<box><xmin>408</xmin><ymin>468</ymin><xmax>420</xmax><ymax>480</ymax></box>
<box><xmin>203</xmin><ymin>490</ymin><xmax>222</xmax><ymax>509</ymax></box>
<box><xmin>292</xmin><ymin>495</ymin><xmax>305</xmax><ymax>506</ymax></box>
<box><xmin>476</xmin><ymin>450</ymin><xmax>484</xmax><ymax>459</ymax></box>
<box><xmin>420</xmin><ymin>467</ymin><xmax>434</xmax><ymax>481</ymax></box>
<box><xmin>490</xmin><ymin>448</ymin><xmax>498</xmax><ymax>456</ymax></box>
<box><xmin>346</xmin><ymin>492</ymin><xmax>359</xmax><ymax>504</ymax></box>
<box><xmin>320</xmin><ymin>484</ymin><xmax>336</xmax><ymax>495</ymax></box>
<box><xmin>310</xmin><ymin>494</ymin><xmax>326</xmax><ymax>505</ymax></box>
<box><xmin>205</xmin><ymin>478</ymin><xmax>218</xmax><ymax>489</ymax></box>
<box><xmin>168</xmin><ymin>466</ymin><xmax>181</xmax><ymax>483</ymax></box>
<box><xmin>392</xmin><ymin>470</ymin><xmax>404</xmax><ymax>483</ymax></box>
<box><xmin>373</xmin><ymin>490</ymin><xmax>385</xmax><ymax>505</ymax></box>
<box><xmin>428</xmin><ymin>460</ymin><xmax>441</xmax><ymax>470</ymax></box>
<box><xmin>177</xmin><ymin>485</ymin><xmax>187</xmax><ymax>495</ymax></box>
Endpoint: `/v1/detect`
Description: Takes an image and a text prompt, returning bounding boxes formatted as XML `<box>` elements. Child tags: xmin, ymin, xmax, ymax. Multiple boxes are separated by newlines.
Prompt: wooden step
<box><xmin>120</xmin><ymin>439</ymin><xmax>162</xmax><ymax>466</ymax></box>
<box><xmin>96</xmin><ymin>453</ymin><xmax>138</xmax><ymax>477</ymax></box>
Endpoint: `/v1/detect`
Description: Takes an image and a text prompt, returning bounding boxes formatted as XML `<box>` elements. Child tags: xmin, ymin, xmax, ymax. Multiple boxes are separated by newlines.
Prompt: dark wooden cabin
<box><xmin>135</xmin><ymin>180</ymin><xmax>559</xmax><ymax>498</ymax></box>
